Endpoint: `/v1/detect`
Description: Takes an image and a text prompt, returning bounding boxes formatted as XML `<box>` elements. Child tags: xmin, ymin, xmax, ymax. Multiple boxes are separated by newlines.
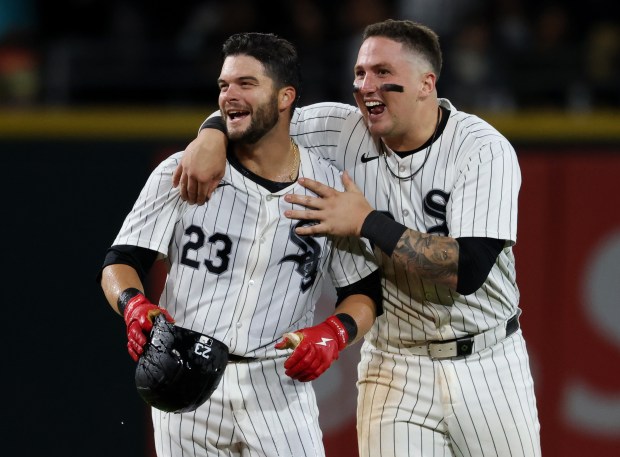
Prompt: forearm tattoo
<box><xmin>392</xmin><ymin>230</ymin><xmax>459</xmax><ymax>290</ymax></box>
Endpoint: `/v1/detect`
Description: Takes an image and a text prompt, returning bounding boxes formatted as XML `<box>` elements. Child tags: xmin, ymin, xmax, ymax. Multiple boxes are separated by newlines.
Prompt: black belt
<box><xmin>407</xmin><ymin>313</ymin><xmax>520</xmax><ymax>359</ymax></box>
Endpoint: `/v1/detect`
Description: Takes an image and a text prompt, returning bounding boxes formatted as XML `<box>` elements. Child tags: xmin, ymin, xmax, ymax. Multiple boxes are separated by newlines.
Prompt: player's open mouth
<box><xmin>365</xmin><ymin>101</ymin><xmax>385</xmax><ymax>116</ymax></box>
<box><xmin>227</xmin><ymin>110</ymin><xmax>250</xmax><ymax>122</ymax></box>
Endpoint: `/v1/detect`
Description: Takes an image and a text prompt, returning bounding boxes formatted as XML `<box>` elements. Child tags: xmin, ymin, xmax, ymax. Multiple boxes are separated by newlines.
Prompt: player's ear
<box><xmin>278</xmin><ymin>86</ymin><xmax>296</xmax><ymax>111</ymax></box>
<box><xmin>420</xmin><ymin>71</ymin><xmax>437</xmax><ymax>97</ymax></box>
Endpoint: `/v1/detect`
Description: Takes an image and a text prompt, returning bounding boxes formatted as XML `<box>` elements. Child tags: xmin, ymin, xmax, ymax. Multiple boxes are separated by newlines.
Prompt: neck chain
<box><xmin>286</xmin><ymin>138</ymin><xmax>300</xmax><ymax>182</ymax></box>
<box><xmin>381</xmin><ymin>106</ymin><xmax>441</xmax><ymax>181</ymax></box>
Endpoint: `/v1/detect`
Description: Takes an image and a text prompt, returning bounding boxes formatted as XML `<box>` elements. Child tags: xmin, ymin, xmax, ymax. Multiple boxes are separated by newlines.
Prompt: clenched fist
<box><xmin>122</xmin><ymin>292</ymin><xmax>174</xmax><ymax>362</ymax></box>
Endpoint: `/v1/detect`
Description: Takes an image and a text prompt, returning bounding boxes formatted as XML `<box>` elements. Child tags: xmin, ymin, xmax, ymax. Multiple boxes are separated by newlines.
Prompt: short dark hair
<box><xmin>363</xmin><ymin>19</ymin><xmax>442</xmax><ymax>77</ymax></box>
<box><xmin>222</xmin><ymin>32</ymin><xmax>302</xmax><ymax>106</ymax></box>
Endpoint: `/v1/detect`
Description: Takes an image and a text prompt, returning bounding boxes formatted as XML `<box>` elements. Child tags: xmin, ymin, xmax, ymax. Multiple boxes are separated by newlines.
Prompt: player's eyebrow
<box><xmin>218</xmin><ymin>76</ymin><xmax>260</xmax><ymax>86</ymax></box>
<box><xmin>354</xmin><ymin>61</ymin><xmax>395</xmax><ymax>74</ymax></box>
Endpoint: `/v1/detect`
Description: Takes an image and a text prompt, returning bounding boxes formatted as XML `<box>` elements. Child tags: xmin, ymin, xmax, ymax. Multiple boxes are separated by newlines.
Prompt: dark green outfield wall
<box><xmin>2</xmin><ymin>139</ymin><xmax>186</xmax><ymax>457</ymax></box>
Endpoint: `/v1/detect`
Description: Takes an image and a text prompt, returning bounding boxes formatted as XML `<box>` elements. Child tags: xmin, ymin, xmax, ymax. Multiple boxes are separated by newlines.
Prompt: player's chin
<box><xmin>226</xmin><ymin>121</ymin><xmax>250</xmax><ymax>140</ymax></box>
<box><xmin>366</xmin><ymin>116</ymin><xmax>390</xmax><ymax>136</ymax></box>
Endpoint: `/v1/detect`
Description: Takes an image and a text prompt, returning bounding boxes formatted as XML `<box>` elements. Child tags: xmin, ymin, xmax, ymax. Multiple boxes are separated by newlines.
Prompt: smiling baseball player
<box><xmin>176</xmin><ymin>19</ymin><xmax>541</xmax><ymax>457</ymax></box>
<box><xmin>99</xmin><ymin>32</ymin><xmax>382</xmax><ymax>457</ymax></box>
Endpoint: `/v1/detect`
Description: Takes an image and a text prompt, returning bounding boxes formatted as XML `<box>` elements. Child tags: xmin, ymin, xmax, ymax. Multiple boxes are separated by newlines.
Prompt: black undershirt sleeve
<box><xmin>202</xmin><ymin>115</ymin><xmax>226</xmax><ymax>133</ymax></box>
<box><xmin>96</xmin><ymin>245</ymin><xmax>159</xmax><ymax>284</ymax></box>
<box><xmin>334</xmin><ymin>269</ymin><xmax>383</xmax><ymax>316</ymax></box>
<box><xmin>456</xmin><ymin>237</ymin><xmax>505</xmax><ymax>295</ymax></box>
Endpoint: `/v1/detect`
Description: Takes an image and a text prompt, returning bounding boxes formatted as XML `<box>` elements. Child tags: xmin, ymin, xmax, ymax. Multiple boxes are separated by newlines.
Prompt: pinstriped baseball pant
<box><xmin>152</xmin><ymin>357</ymin><xmax>325</xmax><ymax>457</ymax></box>
<box><xmin>357</xmin><ymin>331</ymin><xmax>541</xmax><ymax>457</ymax></box>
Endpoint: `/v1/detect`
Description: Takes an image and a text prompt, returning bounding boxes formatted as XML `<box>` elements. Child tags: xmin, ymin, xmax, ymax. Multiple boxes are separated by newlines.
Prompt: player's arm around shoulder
<box><xmin>173</xmin><ymin>112</ymin><xmax>228</xmax><ymax>205</ymax></box>
<box><xmin>290</xmin><ymin>101</ymin><xmax>360</xmax><ymax>132</ymax></box>
<box><xmin>290</xmin><ymin>102</ymin><xmax>364</xmax><ymax>166</ymax></box>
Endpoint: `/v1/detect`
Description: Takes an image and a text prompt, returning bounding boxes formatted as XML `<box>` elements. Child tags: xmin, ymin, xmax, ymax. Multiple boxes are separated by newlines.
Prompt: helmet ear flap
<box><xmin>134</xmin><ymin>315</ymin><xmax>229</xmax><ymax>413</ymax></box>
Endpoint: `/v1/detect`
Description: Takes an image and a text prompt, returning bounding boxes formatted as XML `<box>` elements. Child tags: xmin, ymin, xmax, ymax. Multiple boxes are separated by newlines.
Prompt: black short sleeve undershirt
<box><xmin>96</xmin><ymin>245</ymin><xmax>158</xmax><ymax>283</ymax></box>
<box><xmin>335</xmin><ymin>269</ymin><xmax>383</xmax><ymax>316</ymax></box>
<box><xmin>456</xmin><ymin>237</ymin><xmax>505</xmax><ymax>295</ymax></box>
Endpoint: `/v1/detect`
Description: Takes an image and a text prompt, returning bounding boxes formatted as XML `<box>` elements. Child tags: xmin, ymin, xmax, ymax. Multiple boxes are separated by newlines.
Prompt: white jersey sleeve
<box><xmin>290</xmin><ymin>102</ymin><xmax>368</xmax><ymax>171</ymax></box>
<box><xmin>446</xmin><ymin>114</ymin><xmax>521</xmax><ymax>245</ymax></box>
<box><xmin>112</xmin><ymin>152</ymin><xmax>185</xmax><ymax>255</ymax></box>
<box><xmin>198</xmin><ymin>103</ymin><xmax>370</xmax><ymax>173</ymax></box>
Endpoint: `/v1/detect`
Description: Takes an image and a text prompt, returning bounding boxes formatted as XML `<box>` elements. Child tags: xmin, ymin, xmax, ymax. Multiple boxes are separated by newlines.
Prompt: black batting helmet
<box><xmin>135</xmin><ymin>315</ymin><xmax>229</xmax><ymax>413</ymax></box>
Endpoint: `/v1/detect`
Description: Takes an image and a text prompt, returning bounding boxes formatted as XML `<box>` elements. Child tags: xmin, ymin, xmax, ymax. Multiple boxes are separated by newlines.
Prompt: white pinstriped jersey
<box><xmin>289</xmin><ymin>99</ymin><xmax>540</xmax><ymax>457</ymax></box>
<box><xmin>289</xmin><ymin>98</ymin><xmax>521</xmax><ymax>348</ymax></box>
<box><xmin>113</xmin><ymin>145</ymin><xmax>380</xmax><ymax>457</ymax></box>
<box><xmin>112</xmin><ymin>147</ymin><xmax>378</xmax><ymax>358</ymax></box>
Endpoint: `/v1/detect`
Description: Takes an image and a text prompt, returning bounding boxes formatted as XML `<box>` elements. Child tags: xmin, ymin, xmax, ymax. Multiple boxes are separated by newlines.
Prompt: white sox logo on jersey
<box><xmin>280</xmin><ymin>220</ymin><xmax>322</xmax><ymax>292</ymax></box>
<box><xmin>424</xmin><ymin>189</ymin><xmax>450</xmax><ymax>236</ymax></box>
<box><xmin>374</xmin><ymin>190</ymin><xmax>449</xmax><ymax>245</ymax></box>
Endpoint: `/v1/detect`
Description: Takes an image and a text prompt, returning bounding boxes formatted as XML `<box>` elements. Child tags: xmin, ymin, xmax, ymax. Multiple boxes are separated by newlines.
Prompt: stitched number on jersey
<box><xmin>279</xmin><ymin>221</ymin><xmax>322</xmax><ymax>292</ymax></box>
<box><xmin>424</xmin><ymin>189</ymin><xmax>450</xmax><ymax>236</ymax></box>
<box><xmin>180</xmin><ymin>225</ymin><xmax>232</xmax><ymax>274</ymax></box>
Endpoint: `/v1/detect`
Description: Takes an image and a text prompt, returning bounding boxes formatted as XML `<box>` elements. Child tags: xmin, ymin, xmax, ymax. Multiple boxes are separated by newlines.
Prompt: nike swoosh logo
<box><xmin>360</xmin><ymin>153</ymin><xmax>379</xmax><ymax>163</ymax></box>
<box><xmin>216</xmin><ymin>181</ymin><xmax>231</xmax><ymax>188</ymax></box>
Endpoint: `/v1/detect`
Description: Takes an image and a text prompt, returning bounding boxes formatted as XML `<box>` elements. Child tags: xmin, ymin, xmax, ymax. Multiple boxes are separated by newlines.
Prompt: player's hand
<box><xmin>123</xmin><ymin>293</ymin><xmax>174</xmax><ymax>362</ymax></box>
<box><xmin>275</xmin><ymin>316</ymin><xmax>349</xmax><ymax>382</ymax></box>
<box><xmin>284</xmin><ymin>171</ymin><xmax>373</xmax><ymax>237</ymax></box>
<box><xmin>172</xmin><ymin>128</ymin><xmax>227</xmax><ymax>205</ymax></box>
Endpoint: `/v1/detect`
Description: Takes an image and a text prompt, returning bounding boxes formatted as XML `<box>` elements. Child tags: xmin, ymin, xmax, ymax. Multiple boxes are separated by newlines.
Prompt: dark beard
<box><xmin>229</xmin><ymin>96</ymin><xmax>279</xmax><ymax>145</ymax></box>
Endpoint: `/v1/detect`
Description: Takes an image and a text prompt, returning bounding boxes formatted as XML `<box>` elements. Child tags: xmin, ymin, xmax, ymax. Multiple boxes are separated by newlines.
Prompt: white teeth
<box><xmin>365</xmin><ymin>101</ymin><xmax>382</xmax><ymax>107</ymax></box>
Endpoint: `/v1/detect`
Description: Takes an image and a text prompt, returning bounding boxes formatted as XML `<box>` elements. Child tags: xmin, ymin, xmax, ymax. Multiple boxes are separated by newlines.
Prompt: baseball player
<box><xmin>98</xmin><ymin>32</ymin><xmax>382</xmax><ymax>457</ymax></box>
<box><xmin>175</xmin><ymin>20</ymin><xmax>541</xmax><ymax>457</ymax></box>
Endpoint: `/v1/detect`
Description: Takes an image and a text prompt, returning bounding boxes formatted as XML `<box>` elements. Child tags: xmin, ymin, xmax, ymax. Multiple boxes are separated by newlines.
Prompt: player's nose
<box><xmin>220</xmin><ymin>84</ymin><xmax>242</xmax><ymax>102</ymax></box>
<box><xmin>358</xmin><ymin>75</ymin><xmax>379</xmax><ymax>94</ymax></box>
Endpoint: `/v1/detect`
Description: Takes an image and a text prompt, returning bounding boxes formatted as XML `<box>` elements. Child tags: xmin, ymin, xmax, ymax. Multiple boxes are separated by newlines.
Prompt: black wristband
<box><xmin>335</xmin><ymin>313</ymin><xmax>358</xmax><ymax>343</ymax></box>
<box><xmin>117</xmin><ymin>287</ymin><xmax>142</xmax><ymax>316</ymax></box>
<box><xmin>360</xmin><ymin>210</ymin><xmax>408</xmax><ymax>257</ymax></box>
<box><xmin>201</xmin><ymin>115</ymin><xmax>226</xmax><ymax>133</ymax></box>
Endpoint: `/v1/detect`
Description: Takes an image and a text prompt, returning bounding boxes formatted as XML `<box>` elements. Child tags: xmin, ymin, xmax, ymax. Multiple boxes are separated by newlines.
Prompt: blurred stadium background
<box><xmin>2</xmin><ymin>1</ymin><xmax>618</xmax><ymax>456</ymax></box>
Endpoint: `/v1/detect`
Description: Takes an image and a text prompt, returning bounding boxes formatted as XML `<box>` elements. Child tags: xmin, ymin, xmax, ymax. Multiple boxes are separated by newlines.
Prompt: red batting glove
<box><xmin>275</xmin><ymin>316</ymin><xmax>349</xmax><ymax>382</ymax></box>
<box><xmin>123</xmin><ymin>293</ymin><xmax>174</xmax><ymax>362</ymax></box>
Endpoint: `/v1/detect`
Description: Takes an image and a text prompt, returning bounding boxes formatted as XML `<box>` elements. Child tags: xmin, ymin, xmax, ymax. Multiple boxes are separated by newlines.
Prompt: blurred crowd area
<box><xmin>1</xmin><ymin>0</ymin><xmax>619</xmax><ymax>113</ymax></box>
